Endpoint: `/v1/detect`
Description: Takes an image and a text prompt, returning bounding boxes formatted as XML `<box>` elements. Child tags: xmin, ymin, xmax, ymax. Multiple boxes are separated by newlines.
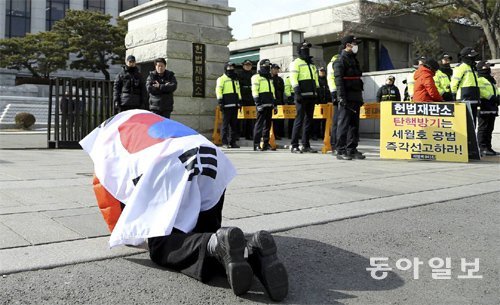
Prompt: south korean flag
<box><xmin>80</xmin><ymin>110</ymin><xmax>237</xmax><ymax>248</ymax></box>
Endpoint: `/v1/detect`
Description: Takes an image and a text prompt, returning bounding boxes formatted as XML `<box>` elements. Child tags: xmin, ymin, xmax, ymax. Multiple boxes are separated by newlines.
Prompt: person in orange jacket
<box><xmin>413</xmin><ymin>58</ymin><xmax>444</xmax><ymax>102</ymax></box>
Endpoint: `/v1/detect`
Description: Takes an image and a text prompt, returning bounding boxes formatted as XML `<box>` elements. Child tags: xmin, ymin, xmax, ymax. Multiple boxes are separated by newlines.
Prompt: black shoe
<box><xmin>254</xmin><ymin>144</ymin><xmax>263</xmax><ymax>151</ymax></box>
<box><xmin>351</xmin><ymin>151</ymin><xmax>366</xmax><ymax>159</ymax></box>
<box><xmin>214</xmin><ymin>227</ymin><xmax>253</xmax><ymax>296</ymax></box>
<box><xmin>336</xmin><ymin>153</ymin><xmax>352</xmax><ymax>160</ymax></box>
<box><xmin>222</xmin><ymin>144</ymin><xmax>230</xmax><ymax>149</ymax></box>
<box><xmin>262</xmin><ymin>143</ymin><xmax>275</xmax><ymax>151</ymax></box>
<box><xmin>291</xmin><ymin>147</ymin><xmax>302</xmax><ymax>153</ymax></box>
<box><xmin>247</xmin><ymin>231</ymin><xmax>288</xmax><ymax>302</ymax></box>
<box><xmin>488</xmin><ymin>148</ymin><xmax>498</xmax><ymax>155</ymax></box>
<box><xmin>300</xmin><ymin>146</ymin><xmax>318</xmax><ymax>153</ymax></box>
<box><xmin>481</xmin><ymin>149</ymin><xmax>496</xmax><ymax>156</ymax></box>
<box><xmin>230</xmin><ymin>143</ymin><xmax>240</xmax><ymax>149</ymax></box>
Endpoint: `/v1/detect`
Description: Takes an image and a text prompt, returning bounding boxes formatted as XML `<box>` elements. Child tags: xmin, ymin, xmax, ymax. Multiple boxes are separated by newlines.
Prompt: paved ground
<box><xmin>0</xmin><ymin>131</ymin><xmax>499</xmax><ymax>304</ymax></box>
<box><xmin>0</xmin><ymin>193</ymin><xmax>498</xmax><ymax>305</ymax></box>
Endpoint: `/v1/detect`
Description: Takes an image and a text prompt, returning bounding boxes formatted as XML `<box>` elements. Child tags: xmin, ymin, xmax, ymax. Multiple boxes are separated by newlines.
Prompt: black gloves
<box><xmin>217</xmin><ymin>99</ymin><xmax>224</xmax><ymax>108</ymax></box>
<box><xmin>287</xmin><ymin>96</ymin><xmax>294</xmax><ymax>104</ymax></box>
<box><xmin>331</xmin><ymin>91</ymin><xmax>338</xmax><ymax>103</ymax></box>
<box><xmin>273</xmin><ymin>105</ymin><xmax>278</xmax><ymax>115</ymax></box>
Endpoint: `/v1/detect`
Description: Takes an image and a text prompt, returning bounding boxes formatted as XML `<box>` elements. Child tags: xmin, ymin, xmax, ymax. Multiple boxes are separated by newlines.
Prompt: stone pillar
<box><xmin>121</xmin><ymin>0</ymin><xmax>234</xmax><ymax>134</ymax></box>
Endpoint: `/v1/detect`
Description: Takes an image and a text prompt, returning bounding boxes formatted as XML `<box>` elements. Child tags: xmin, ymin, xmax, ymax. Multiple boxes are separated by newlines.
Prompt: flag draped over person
<box><xmin>80</xmin><ymin>110</ymin><xmax>237</xmax><ymax>248</ymax></box>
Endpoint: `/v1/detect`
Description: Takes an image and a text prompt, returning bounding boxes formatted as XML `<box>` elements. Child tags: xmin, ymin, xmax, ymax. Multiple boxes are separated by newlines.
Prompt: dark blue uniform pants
<box><xmin>291</xmin><ymin>98</ymin><xmax>315</xmax><ymax>148</ymax></box>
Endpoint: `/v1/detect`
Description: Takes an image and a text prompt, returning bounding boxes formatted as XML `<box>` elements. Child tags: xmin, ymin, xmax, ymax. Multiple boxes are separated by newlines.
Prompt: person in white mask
<box><xmin>333</xmin><ymin>35</ymin><xmax>365</xmax><ymax>160</ymax></box>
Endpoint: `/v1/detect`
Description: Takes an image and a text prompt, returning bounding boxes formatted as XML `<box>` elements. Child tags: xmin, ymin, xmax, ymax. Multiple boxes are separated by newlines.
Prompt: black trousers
<box><xmin>330</xmin><ymin>104</ymin><xmax>339</xmax><ymax>150</ymax></box>
<box><xmin>148</xmin><ymin>192</ymin><xmax>225</xmax><ymax>282</ymax></box>
<box><xmin>477</xmin><ymin>114</ymin><xmax>496</xmax><ymax>149</ymax></box>
<box><xmin>336</xmin><ymin>103</ymin><xmax>361</xmax><ymax>155</ymax></box>
<box><xmin>151</xmin><ymin>109</ymin><xmax>172</xmax><ymax>119</ymax></box>
<box><xmin>222</xmin><ymin>107</ymin><xmax>238</xmax><ymax>145</ymax></box>
<box><xmin>291</xmin><ymin>99</ymin><xmax>315</xmax><ymax>148</ymax></box>
<box><xmin>253</xmin><ymin>107</ymin><xmax>273</xmax><ymax>145</ymax></box>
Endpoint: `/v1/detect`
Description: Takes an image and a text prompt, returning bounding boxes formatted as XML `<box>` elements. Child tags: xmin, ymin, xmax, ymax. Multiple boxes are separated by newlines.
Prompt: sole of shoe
<box><xmin>249</xmin><ymin>231</ymin><xmax>288</xmax><ymax>302</ymax></box>
<box><xmin>224</xmin><ymin>228</ymin><xmax>253</xmax><ymax>296</ymax></box>
<box><xmin>336</xmin><ymin>155</ymin><xmax>352</xmax><ymax>160</ymax></box>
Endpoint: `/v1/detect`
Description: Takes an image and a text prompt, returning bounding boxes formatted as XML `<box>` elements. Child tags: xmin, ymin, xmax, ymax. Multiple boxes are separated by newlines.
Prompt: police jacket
<box><xmin>114</xmin><ymin>66</ymin><xmax>145</xmax><ymax>108</ymax></box>
<box><xmin>146</xmin><ymin>70</ymin><xmax>177</xmax><ymax>112</ymax></box>
<box><xmin>478</xmin><ymin>75</ymin><xmax>499</xmax><ymax>116</ymax></box>
<box><xmin>434</xmin><ymin>69</ymin><xmax>453</xmax><ymax>101</ymax></box>
<box><xmin>406</xmin><ymin>70</ymin><xmax>416</xmax><ymax>100</ymax></box>
<box><xmin>289</xmin><ymin>57</ymin><xmax>319</xmax><ymax>98</ymax></box>
<box><xmin>251</xmin><ymin>73</ymin><xmax>275</xmax><ymax>109</ymax></box>
<box><xmin>318</xmin><ymin>76</ymin><xmax>332</xmax><ymax>104</ymax></box>
<box><xmin>284</xmin><ymin>76</ymin><xmax>294</xmax><ymax>104</ymax></box>
<box><xmin>216</xmin><ymin>73</ymin><xmax>241</xmax><ymax>108</ymax></box>
<box><xmin>272</xmin><ymin>74</ymin><xmax>285</xmax><ymax>105</ymax></box>
<box><xmin>450</xmin><ymin>63</ymin><xmax>480</xmax><ymax>103</ymax></box>
<box><xmin>376</xmin><ymin>84</ymin><xmax>401</xmax><ymax>102</ymax></box>
<box><xmin>334</xmin><ymin>50</ymin><xmax>364</xmax><ymax>105</ymax></box>
<box><xmin>237</xmin><ymin>70</ymin><xmax>254</xmax><ymax>105</ymax></box>
<box><xmin>327</xmin><ymin>54</ymin><xmax>339</xmax><ymax>93</ymax></box>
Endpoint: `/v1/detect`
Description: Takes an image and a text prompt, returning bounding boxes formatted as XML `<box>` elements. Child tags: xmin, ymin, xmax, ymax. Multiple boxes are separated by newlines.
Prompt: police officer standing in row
<box><xmin>252</xmin><ymin>59</ymin><xmax>277</xmax><ymax>151</ymax></box>
<box><xmin>476</xmin><ymin>60</ymin><xmax>499</xmax><ymax>156</ymax></box>
<box><xmin>289</xmin><ymin>41</ymin><xmax>319</xmax><ymax>153</ymax></box>
<box><xmin>114</xmin><ymin>55</ymin><xmax>146</xmax><ymax>113</ymax></box>
<box><xmin>238</xmin><ymin>60</ymin><xmax>255</xmax><ymax>140</ymax></box>
<box><xmin>434</xmin><ymin>53</ymin><xmax>453</xmax><ymax>101</ymax></box>
<box><xmin>376</xmin><ymin>75</ymin><xmax>401</xmax><ymax>103</ymax></box>
<box><xmin>334</xmin><ymin>35</ymin><xmax>365</xmax><ymax>160</ymax></box>
<box><xmin>451</xmin><ymin>47</ymin><xmax>480</xmax><ymax>124</ymax></box>
<box><xmin>327</xmin><ymin>51</ymin><xmax>340</xmax><ymax>153</ymax></box>
<box><xmin>216</xmin><ymin>62</ymin><xmax>241</xmax><ymax>149</ymax></box>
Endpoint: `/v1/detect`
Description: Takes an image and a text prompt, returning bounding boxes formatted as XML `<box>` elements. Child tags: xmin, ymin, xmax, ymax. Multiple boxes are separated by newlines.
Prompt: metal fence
<box><xmin>47</xmin><ymin>77</ymin><xmax>114</xmax><ymax>148</ymax></box>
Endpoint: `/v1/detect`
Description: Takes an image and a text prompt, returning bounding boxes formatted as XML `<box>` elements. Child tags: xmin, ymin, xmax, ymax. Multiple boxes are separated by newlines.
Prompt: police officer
<box><xmin>476</xmin><ymin>60</ymin><xmax>499</xmax><ymax>156</ymax></box>
<box><xmin>114</xmin><ymin>55</ymin><xmax>146</xmax><ymax>113</ymax></box>
<box><xmin>216</xmin><ymin>62</ymin><xmax>242</xmax><ymax>149</ymax></box>
<box><xmin>289</xmin><ymin>41</ymin><xmax>319</xmax><ymax>153</ymax></box>
<box><xmin>327</xmin><ymin>52</ymin><xmax>340</xmax><ymax>153</ymax></box>
<box><xmin>434</xmin><ymin>68</ymin><xmax>453</xmax><ymax>101</ymax></box>
<box><xmin>450</xmin><ymin>47</ymin><xmax>480</xmax><ymax>123</ymax></box>
<box><xmin>238</xmin><ymin>60</ymin><xmax>255</xmax><ymax>140</ymax></box>
<box><xmin>376</xmin><ymin>75</ymin><xmax>401</xmax><ymax>102</ymax></box>
<box><xmin>146</xmin><ymin>57</ymin><xmax>178</xmax><ymax>118</ymax></box>
<box><xmin>334</xmin><ymin>35</ymin><xmax>365</xmax><ymax>160</ymax></box>
<box><xmin>439</xmin><ymin>53</ymin><xmax>453</xmax><ymax>79</ymax></box>
<box><xmin>252</xmin><ymin>59</ymin><xmax>277</xmax><ymax>151</ymax></box>
<box><xmin>271</xmin><ymin>64</ymin><xmax>285</xmax><ymax>139</ymax></box>
<box><xmin>312</xmin><ymin>67</ymin><xmax>331</xmax><ymax>140</ymax></box>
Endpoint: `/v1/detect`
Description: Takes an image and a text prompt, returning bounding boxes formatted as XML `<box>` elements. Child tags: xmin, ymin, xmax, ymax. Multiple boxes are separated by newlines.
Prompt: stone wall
<box><xmin>121</xmin><ymin>0</ymin><xmax>234</xmax><ymax>135</ymax></box>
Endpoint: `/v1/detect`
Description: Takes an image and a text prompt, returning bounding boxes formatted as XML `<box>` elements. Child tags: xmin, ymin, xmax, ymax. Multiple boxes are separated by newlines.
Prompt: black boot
<box><xmin>213</xmin><ymin>227</ymin><xmax>253</xmax><ymax>296</ymax></box>
<box><xmin>247</xmin><ymin>231</ymin><xmax>288</xmax><ymax>302</ymax></box>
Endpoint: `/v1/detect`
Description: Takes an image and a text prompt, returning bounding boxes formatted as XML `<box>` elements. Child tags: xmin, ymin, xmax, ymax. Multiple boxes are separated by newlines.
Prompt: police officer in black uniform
<box><xmin>334</xmin><ymin>35</ymin><xmax>365</xmax><ymax>160</ymax></box>
<box><xmin>238</xmin><ymin>60</ymin><xmax>255</xmax><ymax>140</ymax></box>
<box><xmin>113</xmin><ymin>55</ymin><xmax>146</xmax><ymax>113</ymax></box>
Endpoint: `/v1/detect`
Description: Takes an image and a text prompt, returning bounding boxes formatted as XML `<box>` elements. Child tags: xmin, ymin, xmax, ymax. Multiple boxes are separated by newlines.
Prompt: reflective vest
<box><xmin>215</xmin><ymin>74</ymin><xmax>241</xmax><ymax>108</ymax></box>
<box><xmin>477</xmin><ymin>76</ymin><xmax>498</xmax><ymax>115</ymax></box>
<box><xmin>289</xmin><ymin>58</ymin><xmax>319</xmax><ymax>97</ymax></box>
<box><xmin>251</xmin><ymin>74</ymin><xmax>275</xmax><ymax>107</ymax></box>
<box><xmin>327</xmin><ymin>54</ymin><xmax>339</xmax><ymax>92</ymax></box>
<box><xmin>433</xmin><ymin>69</ymin><xmax>452</xmax><ymax>96</ymax></box>
<box><xmin>450</xmin><ymin>63</ymin><xmax>480</xmax><ymax>103</ymax></box>
<box><xmin>284</xmin><ymin>76</ymin><xmax>293</xmax><ymax>97</ymax></box>
<box><xmin>406</xmin><ymin>70</ymin><xmax>416</xmax><ymax>100</ymax></box>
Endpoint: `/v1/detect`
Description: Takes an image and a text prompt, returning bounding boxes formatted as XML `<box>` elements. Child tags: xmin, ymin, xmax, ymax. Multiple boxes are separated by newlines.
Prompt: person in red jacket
<box><xmin>413</xmin><ymin>58</ymin><xmax>444</xmax><ymax>102</ymax></box>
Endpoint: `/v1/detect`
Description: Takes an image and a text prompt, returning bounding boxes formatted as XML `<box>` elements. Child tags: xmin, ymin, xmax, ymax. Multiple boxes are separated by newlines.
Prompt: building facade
<box><xmin>229</xmin><ymin>0</ymin><xmax>483</xmax><ymax>72</ymax></box>
<box><xmin>0</xmin><ymin>0</ymin><xmax>150</xmax><ymax>39</ymax></box>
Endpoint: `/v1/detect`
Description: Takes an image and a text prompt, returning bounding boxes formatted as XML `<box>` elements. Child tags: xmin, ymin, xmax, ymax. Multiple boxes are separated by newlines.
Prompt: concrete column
<box><xmin>69</xmin><ymin>0</ymin><xmax>84</xmax><ymax>10</ymax></box>
<box><xmin>31</xmin><ymin>0</ymin><xmax>46</xmax><ymax>33</ymax></box>
<box><xmin>0</xmin><ymin>0</ymin><xmax>6</xmax><ymax>38</ymax></box>
<box><xmin>121</xmin><ymin>0</ymin><xmax>234</xmax><ymax>134</ymax></box>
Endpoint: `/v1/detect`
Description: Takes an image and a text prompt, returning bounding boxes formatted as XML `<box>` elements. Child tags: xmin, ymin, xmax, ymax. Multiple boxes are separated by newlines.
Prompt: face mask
<box><xmin>352</xmin><ymin>45</ymin><xmax>359</xmax><ymax>54</ymax></box>
<box><xmin>299</xmin><ymin>48</ymin><xmax>310</xmax><ymax>58</ymax></box>
<box><xmin>225</xmin><ymin>70</ymin><xmax>236</xmax><ymax>78</ymax></box>
<box><xmin>259</xmin><ymin>66</ymin><xmax>270</xmax><ymax>75</ymax></box>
